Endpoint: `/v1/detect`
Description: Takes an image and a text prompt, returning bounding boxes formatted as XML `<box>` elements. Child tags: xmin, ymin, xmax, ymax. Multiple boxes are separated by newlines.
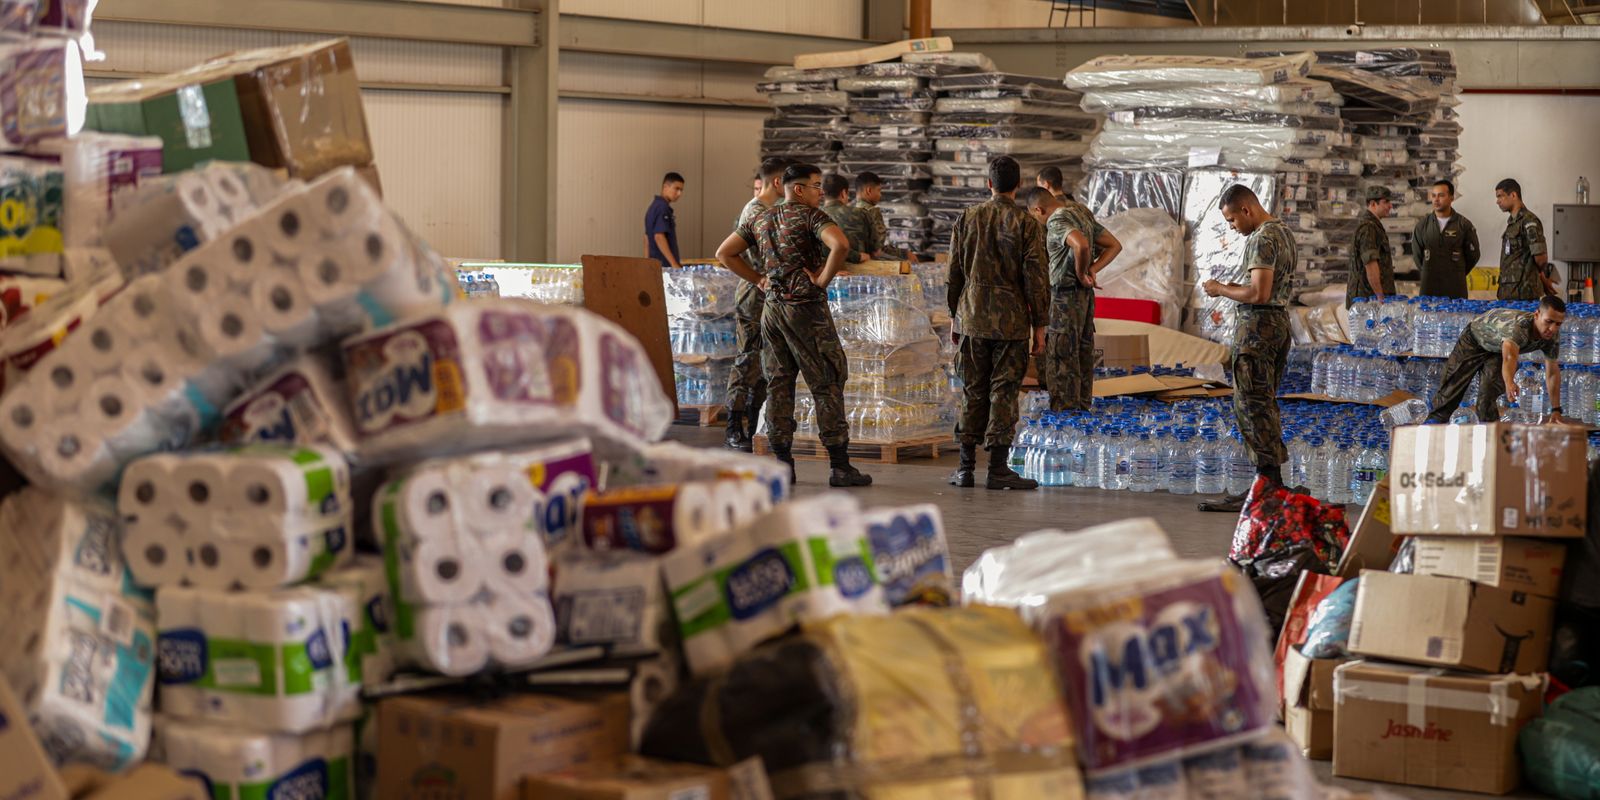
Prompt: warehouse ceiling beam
<box><xmin>96</xmin><ymin>0</ymin><xmax>541</xmax><ymax>47</ymax></box>
<box><xmin>558</xmin><ymin>13</ymin><xmax>869</xmax><ymax>65</ymax></box>
<box><xmin>945</xmin><ymin>24</ymin><xmax>1600</xmax><ymax>89</ymax></box>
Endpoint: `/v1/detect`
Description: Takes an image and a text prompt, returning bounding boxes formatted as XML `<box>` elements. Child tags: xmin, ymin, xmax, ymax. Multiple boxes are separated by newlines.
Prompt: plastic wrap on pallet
<box><xmin>769</xmin><ymin>91</ymin><xmax>849</xmax><ymax>109</ymax></box>
<box><xmin>1080</xmin><ymin>169</ymin><xmax>1185</xmax><ymax>219</ymax></box>
<box><xmin>902</xmin><ymin>50</ymin><xmax>997</xmax><ymax>71</ymax></box>
<box><xmin>1098</xmin><ymin>209</ymin><xmax>1185</xmax><ymax>329</ymax></box>
<box><xmin>1080</xmin><ymin>80</ymin><xmax>1343</xmax><ymax>112</ymax></box>
<box><xmin>1065</xmin><ymin>53</ymin><xmax>1314</xmax><ymax>90</ymax></box>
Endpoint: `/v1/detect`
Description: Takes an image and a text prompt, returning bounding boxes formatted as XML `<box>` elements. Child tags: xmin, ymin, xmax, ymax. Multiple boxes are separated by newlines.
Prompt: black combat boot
<box><xmin>827</xmin><ymin>444</ymin><xmax>872</xmax><ymax>487</ymax></box>
<box><xmin>986</xmin><ymin>446</ymin><xmax>1037</xmax><ymax>490</ymax></box>
<box><xmin>771</xmin><ymin>445</ymin><xmax>796</xmax><ymax>486</ymax></box>
<box><xmin>948</xmin><ymin>443</ymin><xmax>976</xmax><ymax>487</ymax></box>
<box><xmin>724</xmin><ymin>410</ymin><xmax>751</xmax><ymax>451</ymax></box>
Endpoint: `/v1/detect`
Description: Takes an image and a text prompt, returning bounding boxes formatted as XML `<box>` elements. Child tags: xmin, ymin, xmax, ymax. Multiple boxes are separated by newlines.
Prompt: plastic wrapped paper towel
<box><xmin>552</xmin><ymin>550</ymin><xmax>670</xmax><ymax>653</ymax></box>
<box><xmin>158</xmin><ymin>718</ymin><xmax>356</xmax><ymax>800</ymax></box>
<box><xmin>29</xmin><ymin>132</ymin><xmax>163</xmax><ymax>250</ymax></box>
<box><xmin>0</xmin><ymin>37</ymin><xmax>86</xmax><ymax>151</ymax></box>
<box><xmin>662</xmin><ymin>493</ymin><xmax>887</xmax><ymax>677</ymax></box>
<box><xmin>1084</xmin><ymin>731</ymin><xmax>1319</xmax><ymax>800</ymax></box>
<box><xmin>862</xmin><ymin>503</ymin><xmax>953</xmax><ymax>608</ymax></box>
<box><xmin>344</xmin><ymin>298</ymin><xmax>671</xmax><ymax>464</ymax></box>
<box><xmin>374</xmin><ymin>453</ymin><xmax>559</xmax><ymax>677</ymax></box>
<box><xmin>117</xmin><ymin>445</ymin><xmax>353</xmax><ymax>590</ymax></box>
<box><xmin>102</xmin><ymin>161</ymin><xmax>282</xmax><ymax>279</ymax></box>
<box><xmin>514</xmin><ymin>437</ymin><xmax>598</xmax><ymax>555</ymax></box>
<box><xmin>0</xmin><ymin>154</ymin><xmax>67</xmax><ymax>277</ymax></box>
<box><xmin>582</xmin><ymin>479</ymin><xmax>768</xmax><ymax>555</ymax></box>
<box><xmin>0</xmin><ymin>165</ymin><xmax>456</xmax><ymax>492</ymax></box>
<box><xmin>218</xmin><ymin>354</ymin><xmax>359</xmax><ymax>454</ymax></box>
<box><xmin>0</xmin><ymin>488</ymin><xmax>156</xmax><ymax>770</ymax></box>
<box><xmin>607</xmin><ymin>440</ymin><xmax>789</xmax><ymax>504</ymax></box>
<box><xmin>317</xmin><ymin>557</ymin><xmax>398</xmax><ymax>687</ymax></box>
<box><xmin>963</xmin><ymin>519</ymin><xmax>1275</xmax><ymax>776</ymax></box>
<box><xmin>156</xmin><ymin>583</ymin><xmax>360</xmax><ymax>733</ymax></box>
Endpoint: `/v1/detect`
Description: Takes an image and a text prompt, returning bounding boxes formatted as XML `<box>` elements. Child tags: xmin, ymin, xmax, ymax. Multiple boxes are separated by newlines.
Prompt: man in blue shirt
<box><xmin>645</xmin><ymin>172</ymin><xmax>685</xmax><ymax>269</ymax></box>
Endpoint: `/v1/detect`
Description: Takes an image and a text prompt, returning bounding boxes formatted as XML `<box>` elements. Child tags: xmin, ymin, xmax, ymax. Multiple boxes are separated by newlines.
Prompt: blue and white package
<box><xmin>863</xmin><ymin>504</ymin><xmax>953</xmax><ymax>607</ymax></box>
<box><xmin>159</xmin><ymin>719</ymin><xmax>355</xmax><ymax>800</ymax></box>
<box><xmin>0</xmin><ymin>488</ymin><xmax>156</xmax><ymax>770</ymax></box>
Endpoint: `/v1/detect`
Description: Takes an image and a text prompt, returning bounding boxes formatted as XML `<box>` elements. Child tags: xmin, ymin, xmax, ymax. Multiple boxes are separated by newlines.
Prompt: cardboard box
<box><xmin>377</xmin><ymin>692</ymin><xmax>630</xmax><ymax>800</ymax></box>
<box><xmin>1347</xmin><ymin>571</ymin><xmax>1554</xmax><ymax>675</ymax></box>
<box><xmin>1092</xmin><ymin>333</ymin><xmax>1150</xmax><ymax>371</ymax></box>
<box><xmin>63</xmin><ymin>763</ymin><xmax>209</xmax><ymax>800</ymax></box>
<box><xmin>1282</xmin><ymin>647</ymin><xmax>1347</xmax><ymax>760</ymax></box>
<box><xmin>523</xmin><ymin>757</ymin><xmax>774</xmax><ymax>800</ymax></box>
<box><xmin>87</xmin><ymin>71</ymin><xmax>252</xmax><ymax>173</ymax></box>
<box><xmin>1336</xmin><ymin>479</ymin><xmax>1399</xmax><ymax>579</ymax></box>
<box><xmin>224</xmin><ymin>39</ymin><xmax>374</xmax><ymax>178</ymax></box>
<box><xmin>0</xmin><ymin>677</ymin><xmax>69</xmax><ymax>800</ymax></box>
<box><xmin>1413</xmin><ymin>536</ymin><xmax>1567</xmax><ymax>598</ymax></box>
<box><xmin>794</xmin><ymin>37</ymin><xmax>953</xmax><ymax>70</ymax></box>
<box><xmin>1332</xmin><ymin>660</ymin><xmax>1543</xmax><ymax>795</ymax></box>
<box><xmin>1389</xmin><ymin>423</ymin><xmax>1587</xmax><ymax>538</ymax></box>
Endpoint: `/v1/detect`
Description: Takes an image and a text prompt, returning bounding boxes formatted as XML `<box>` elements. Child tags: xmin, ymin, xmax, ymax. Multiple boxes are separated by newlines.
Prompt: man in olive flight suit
<box><xmin>1345</xmin><ymin>185</ymin><xmax>1396</xmax><ymax>308</ymax></box>
<box><xmin>947</xmin><ymin>156</ymin><xmax>1050</xmax><ymax>491</ymax></box>
<box><xmin>1494</xmin><ymin>178</ymin><xmax>1555</xmax><ymax>300</ymax></box>
<box><xmin>723</xmin><ymin>157</ymin><xmax>789</xmax><ymax>451</ymax></box>
<box><xmin>716</xmin><ymin>163</ymin><xmax>871</xmax><ymax>488</ymax></box>
<box><xmin>1412</xmin><ymin>179</ymin><xmax>1481</xmax><ymax>299</ymax></box>
<box><xmin>1200</xmin><ymin>184</ymin><xmax>1298</xmax><ymax>512</ymax></box>
<box><xmin>1023</xmin><ymin>188</ymin><xmax>1122</xmax><ymax>412</ymax></box>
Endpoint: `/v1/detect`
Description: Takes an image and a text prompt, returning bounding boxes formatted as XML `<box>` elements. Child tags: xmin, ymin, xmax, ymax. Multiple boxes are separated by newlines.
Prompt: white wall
<box><xmin>563</xmin><ymin>0</ymin><xmax>865</xmax><ymax>39</ymax></box>
<box><xmin>1454</xmin><ymin>93</ymin><xmax>1600</xmax><ymax>271</ymax></box>
<box><xmin>933</xmin><ymin>0</ymin><xmax>1195</xmax><ymax>28</ymax></box>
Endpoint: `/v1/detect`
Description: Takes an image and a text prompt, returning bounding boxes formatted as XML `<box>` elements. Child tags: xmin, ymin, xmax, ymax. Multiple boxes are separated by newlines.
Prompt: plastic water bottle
<box><xmin>1195</xmin><ymin>433</ymin><xmax>1226</xmax><ymax>495</ymax></box>
<box><xmin>1167</xmin><ymin>433</ymin><xmax>1197</xmax><ymax>495</ymax></box>
<box><xmin>1380</xmin><ymin>398</ymin><xmax>1430</xmax><ymax>429</ymax></box>
<box><xmin>1328</xmin><ymin>441</ymin><xmax>1355</xmax><ymax>504</ymax></box>
<box><xmin>1070</xmin><ymin>426</ymin><xmax>1093</xmax><ymax>488</ymax></box>
<box><xmin>1351</xmin><ymin>441</ymin><xmax>1382</xmax><ymax>505</ymax></box>
<box><xmin>1048</xmin><ymin>425</ymin><xmax>1075</xmax><ymax>487</ymax></box>
<box><xmin>1579</xmin><ymin>175</ymin><xmax>1591</xmax><ymax>205</ymax></box>
<box><xmin>1129</xmin><ymin>434</ymin><xmax>1159</xmax><ymax>493</ymax></box>
<box><xmin>1307</xmin><ymin>436</ymin><xmax>1332</xmax><ymax>501</ymax></box>
<box><xmin>1085</xmin><ymin>425</ymin><xmax>1107</xmax><ymax>489</ymax></box>
<box><xmin>1009</xmin><ymin>420</ymin><xmax>1033</xmax><ymax>477</ymax></box>
<box><xmin>1225</xmin><ymin>435</ymin><xmax>1254</xmax><ymax>496</ymax></box>
<box><xmin>1288</xmin><ymin>435</ymin><xmax>1311</xmax><ymax>489</ymax></box>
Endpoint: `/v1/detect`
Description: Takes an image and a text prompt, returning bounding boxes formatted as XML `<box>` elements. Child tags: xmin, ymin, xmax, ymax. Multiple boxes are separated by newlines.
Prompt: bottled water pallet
<box><xmin>673</xmin><ymin>404</ymin><xmax>727</xmax><ymax>427</ymax></box>
<box><xmin>752</xmin><ymin>433</ymin><xmax>952</xmax><ymax>464</ymax></box>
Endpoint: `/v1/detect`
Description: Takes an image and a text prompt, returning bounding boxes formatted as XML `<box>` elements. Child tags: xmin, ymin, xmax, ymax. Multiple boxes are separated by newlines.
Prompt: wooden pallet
<box><xmin>673</xmin><ymin>404</ymin><xmax>727</xmax><ymax>427</ymax></box>
<box><xmin>752</xmin><ymin>433</ymin><xmax>951</xmax><ymax>464</ymax></box>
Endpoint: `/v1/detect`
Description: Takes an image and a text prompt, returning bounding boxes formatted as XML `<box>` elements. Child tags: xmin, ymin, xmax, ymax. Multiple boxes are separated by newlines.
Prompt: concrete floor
<box><xmin>666</xmin><ymin>425</ymin><xmax>1548</xmax><ymax>800</ymax></box>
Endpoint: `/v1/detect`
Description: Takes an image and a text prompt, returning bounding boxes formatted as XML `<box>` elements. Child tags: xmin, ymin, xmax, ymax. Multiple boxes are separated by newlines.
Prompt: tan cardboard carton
<box><xmin>0</xmin><ymin>678</ymin><xmax>68</xmax><ymax>800</ymax></box>
<box><xmin>1412</xmin><ymin>536</ymin><xmax>1566</xmax><ymax>598</ymax></box>
<box><xmin>1348</xmin><ymin>571</ymin><xmax>1554</xmax><ymax>674</ymax></box>
<box><xmin>1389</xmin><ymin>423</ymin><xmax>1586</xmax><ymax>538</ymax></box>
<box><xmin>1337</xmin><ymin>479</ymin><xmax>1399</xmax><ymax>578</ymax></box>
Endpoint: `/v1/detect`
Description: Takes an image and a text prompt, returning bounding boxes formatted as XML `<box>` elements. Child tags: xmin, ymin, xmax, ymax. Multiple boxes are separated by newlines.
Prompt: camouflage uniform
<box><xmin>947</xmin><ymin>196</ymin><xmax>1050</xmax><ymax>448</ymax></box>
<box><xmin>735</xmin><ymin>203</ymin><xmax>847</xmax><ymax>449</ymax></box>
<box><xmin>1231</xmin><ymin>219</ymin><xmax>1297</xmax><ymax>469</ymax></box>
<box><xmin>852</xmin><ymin>198</ymin><xmax>910</xmax><ymax>259</ymax></box>
<box><xmin>1043</xmin><ymin>200</ymin><xmax>1104</xmax><ymax>412</ymax></box>
<box><xmin>821</xmin><ymin>199</ymin><xmax>872</xmax><ymax>264</ymax></box>
<box><xmin>1426</xmin><ymin>308</ymin><xmax>1559</xmax><ymax>423</ymax></box>
<box><xmin>1345</xmin><ymin>208</ymin><xmax>1395</xmax><ymax>308</ymax></box>
<box><xmin>1498</xmin><ymin>207</ymin><xmax>1549</xmax><ymax>301</ymax></box>
<box><xmin>726</xmin><ymin>197</ymin><xmax>769</xmax><ymax>414</ymax></box>
<box><xmin>1412</xmin><ymin>212</ymin><xmax>1481</xmax><ymax>299</ymax></box>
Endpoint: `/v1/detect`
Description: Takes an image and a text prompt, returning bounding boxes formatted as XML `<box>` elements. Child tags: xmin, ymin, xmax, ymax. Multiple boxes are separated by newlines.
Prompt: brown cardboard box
<box><xmin>0</xmin><ymin>678</ymin><xmax>68</xmax><ymax>800</ymax></box>
<box><xmin>1389</xmin><ymin>423</ymin><xmax>1587</xmax><ymax>538</ymax></box>
<box><xmin>222</xmin><ymin>39</ymin><xmax>374</xmax><ymax>178</ymax></box>
<box><xmin>1282</xmin><ymin>647</ymin><xmax>1346</xmax><ymax>759</ymax></box>
<box><xmin>523</xmin><ymin>757</ymin><xmax>774</xmax><ymax>800</ymax></box>
<box><xmin>1092</xmin><ymin>333</ymin><xmax>1150</xmax><ymax>371</ymax></box>
<box><xmin>376</xmin><ymin>692</ymin><xmax>630</xmax><ymax>800</ymax></box>
<box><xmin>1347</xmin><ymin>571</ymin><xmax>1554</xmax><ymax>674</ymax></box>
<box><xmin>64</xmin><ymin>763</ymin><xmax>209</xmax><ymax>800</ymax></box>
<box><xmin>1413</xmin><ymin>536</ymin><xmax>1567</xmax><ymax>598</ymax></box>
<box><xmin>1332</xmin><ymin>660</ymin><xmax>1544</xmax><ymax>795</ymax></box>
<box><xmin>1336</xmin><ymin>479</ymin><xmax>1398</xmax><ymax>579</ymax></box>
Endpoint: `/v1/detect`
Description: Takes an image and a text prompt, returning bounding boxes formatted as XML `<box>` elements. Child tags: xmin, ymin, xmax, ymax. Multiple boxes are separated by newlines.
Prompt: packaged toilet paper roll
<box><xmin>224</xmin><ymin>444</ymin><xmax>349</xmax><ymax>520</ymax></box>
<box><xmin>156</xmin><ymin>584</ymin><xmax>360</xmax><ymax>733</ymax></box>
<box><xmin>615</xmin><ymin>441</ymin><xmax>790</xmax><ymax>504</ymax></box>
<box><xmin>219</xmin><ymin>355</ymin><xmax>359</xmax><ymax>454</ymax></box>
<box><xmin>121</xmin><ymin>519</ymin><xmax>189</xmax><ymax>588</ymax></box>
<box><xmin>480</xmin><ymin>532</ymin><xmax>549</xmax><ymax>595</ymax></box>
<box><xmin>0</xmin><ymin>489</ymin><xmax>157</xmax><ymax>770</ymax></box>
<box><xmin>481</xmin><ymin>593</ymin><xmax>557</xmax><ymax>667</ymax></box>
<box><xmin>158</xmin><ymin>719</ymin><xmax>356</xmax><ymax>800</ymax></box>
<box><xmin>250</xmin><ymin>269</ymin><xmax>321</xmax><ymax>346</ymax></box>
<box><xmin>55</xmin><ymin>132</ymin><xmax>164</xmax><ymax>249</ymax></box>
<box><xmin>406</xmin><ymin>604</ymin><xmax>491</xmax><ymax>677</ymax></box>
<box><xmin>581</xmin><ymin>482</ymin><xmax>724</xmax><ymax>555</ymax></box>
<box><xmin>863</xmin><ymin>504</ymin><xmax>953</xmax><ymax>608</ymax></box>
<box><xmin>662</xmin><ymin>494</ymin><xmax>886</xmax><ymax>677</ymax></box>
<box><xmin>511</xmin><ymin>437</ymin><xmax>597</xmax><ymax>555</ymax></box>
<box><xmin>460</xmin><ymin>463</ymin><xmax>540</xmax><ymax>536</ymax></box>
<box><xmin>102</xmin><ymin>171</ymin><xmax>233</xmax><ymax>278</ymax></box>
<box><xmin>342</xmin><ymin>299</ymin><xmax>671</xmax><ymax>464</ymax></box>
<box><xmin>318</xmin><ymin>557</ymin><xmax>397</xmax><ymax>687</ymax></box>
<box><xmin>553</xmin><ymin>550</ymin><xmax>666</xmax><ymax>651</ymax></box>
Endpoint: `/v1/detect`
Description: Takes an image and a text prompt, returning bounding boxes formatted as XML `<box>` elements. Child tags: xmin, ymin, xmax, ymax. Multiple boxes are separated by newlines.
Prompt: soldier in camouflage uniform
<box><xmin>1035</xmin><ymin>166</ymin><xmax>1068</xmax><ymax>203</ymax></box>
<box><xmin>716</xmin><ymin>163</ymin><xmax>871</xmax><ymax>487</ymax></box>
<box><xmin>1024</xmin><ymin>188</ymin><xmax>1123</xmax><ymax>412</ymax></box>
<box><xmin>820</xmin><ymin>174</ymin><xmax>873</xmax><ymax>265</ymax></box>
<box><xmin>947</xmin><ymin>156</ymin><xmax>1050</xmax><ymax>491</ymax></box>
<box><xmin>723</xmin><ymin>158</ymin><xmax>789</xmax><ymax>451</ymax></box>
<box><xmin>851</xmin><ymin>172</ymin><xmax>916</xmax><ymax>261</ymax></box>
<box><xmin>1426</xmin><ymin>298</ymin><xmax>1567</xmax><ymax>424</ymax></box>
<box><xmin>1346</xmin><ymin>185</ymin><xmax>1397</xmax><ymax>308</ymax></box>
<box><xmin>1200</xmin><ymin>185</ymin><xmax>1298</xmax><ymax>511</ymax></box>
<box><xmin>1494</xmin><ymin>178</ymin><xmax>1555</xmax><ymax>301</ymax></box>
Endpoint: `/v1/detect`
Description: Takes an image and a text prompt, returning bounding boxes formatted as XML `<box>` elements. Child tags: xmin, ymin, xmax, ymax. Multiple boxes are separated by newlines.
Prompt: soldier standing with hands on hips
<box><xmin>715</xmin><ymin>163</ymin><xmax>872</xmax><ymax>488</ymax></box>
<box><xmin>1494</xmin><ymin>178</ymin><xmax>1556</xmax><ymax>301</ymax></box>
<box><xmin>1022</xmin><ymin>187</ymin><xmax>1122</xmax><ymax>412</ymax></box>
<box><xmin>723</xmin><ymin>157</ymin><xmax>789</xmax><ymax>452</ymax></box>
<box><xmin>946</xmin><ymin>156</ymin><xmax>1050</xmax><ymax>491</ymax></box>
<box><xmin>1199</xmin><ymin>185</ymin><xmax>1298</xmax><ymax>512</ymax></box>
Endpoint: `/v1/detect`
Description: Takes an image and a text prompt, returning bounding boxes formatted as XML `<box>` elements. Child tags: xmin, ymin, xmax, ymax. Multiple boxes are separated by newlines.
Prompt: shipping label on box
<box><xmin>1413</xmin><ymin>536</ymin><xmax>1566</xmax><ymax>598</ymax></box>
<box><xmin>1389</xmin><ymin>423</ymin><xmax>1586</xmax><ymax>538</ymax></box>
<box><xmin>1332</xmin><ymin>660</ymin><xmax>1543</xmax><ymax>795</ymax></box>
<box><xmin>1347</xmin><ymin>571</ymin><xmax>1554</xmax><ymax>675</ymax></box>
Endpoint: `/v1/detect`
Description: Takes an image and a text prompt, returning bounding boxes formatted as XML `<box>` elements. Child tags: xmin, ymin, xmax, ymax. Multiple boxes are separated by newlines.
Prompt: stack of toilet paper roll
<box><xmin>0</xmin><ymin>267</ymin><xmax>121</xmax><ymax>396</ymax></box>
<box><xmin>218</xmin><ymin>354</ymin><xmax>359</xmax><ymax>454</ymax></box>
<box><xmin>662</xmin><ymin>493</ymin><xmax>889</xmax><ymax>677</ymax></box>
<box><xmin>513</xmin><ymin>437</ymin><xmax>598</xmax><ymax>556</ymax></box>
<box><xmin>158</xmin><ymin>718</ymin><xmax>355</xmax><ymax>800</ymax></box>
<box><xmin>317</xmin><ymin>556</ymin><xmax>398</xmax><ymax>687</ymax></box>
<box><xmin>608</xmin><ymin>441</ymin><xmax>790</xmax><ymax>505</ymax></box>
<box><xmin>552</xmin><ymin>550</ymin><xmax>670</xmax><ymax>653</ymax></box>
<box><xmin>118</xmin><ymin>446</ymin><xmax>354</xmax><ymax>590</ymax></box>
<box><xmin>103</xmin><ymin>161</ymin><xmax>283</xmax><ymax>279</ymax></box>
<box><xmin>155</xmin><ymin>584</ymin><xmax>361</xmax><ymax>732</ymax></box>
<box><xmin>0</xmin><ymin>164</ymin><xmax>456</xmax><ymax>491</ymax></box>
<box><xmin>0</xmin><ymin>488</ymin><xmax>157</xmax><ymax>770</ymax></box>
<box><xmin>863</xmin><ymin>504</ymin><xmax>954</xmax><ymax>608</ymax></box>
<box><xmin>342</xmin><ymin>299</ymin><xmax>672</xmax><ymax>464</ymax></box>
<box><xmin>582</xmin><ymin>479</ymin><xmax>771</xmax><ymax>555</ymax></box>
<box><xmin>375</xmin><ymin>454</ymin><xmax>558</xmax><ymax>676</ymax></box>
<box><xmin>46</xmin><ymin>131</ymin><xmax>164</xmax><ymax>250</ymax></box>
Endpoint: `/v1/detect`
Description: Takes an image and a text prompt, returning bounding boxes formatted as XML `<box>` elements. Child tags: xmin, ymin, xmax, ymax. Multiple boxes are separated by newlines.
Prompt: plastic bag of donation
<box><xmin>1097</xmin><ymin>208</ymin><xmax>1185</xmax><ymax>329</ymax></box>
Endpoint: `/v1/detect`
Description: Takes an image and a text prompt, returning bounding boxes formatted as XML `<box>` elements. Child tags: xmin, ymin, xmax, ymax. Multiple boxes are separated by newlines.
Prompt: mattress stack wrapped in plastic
<box><xmin>663</xmin><ymin>265</ymin><xmax>740</xmax><ymax>408</ymax></box>
<box><xmin>757</xmin><ymin>67</ymin><xmax>850</xmax><ymax>172</ymax></box>
<box><xmin>836</xmin><ymin>63</ymin><xmax>946</xmax><ymax>255</ymax></box>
